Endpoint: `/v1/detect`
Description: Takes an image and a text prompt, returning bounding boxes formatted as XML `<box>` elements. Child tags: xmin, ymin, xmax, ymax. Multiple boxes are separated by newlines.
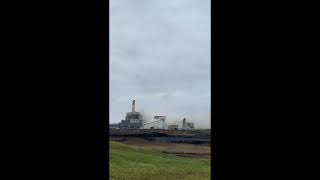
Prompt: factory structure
<box><xmin>116</xmin><ymin>100</ymin><xmax>194</xmax><ymax>130</ymax></box>
<box><xmin>119</xmin><ymin>100</ymin><xmax>143</xmax><ymax>129</ymax></box>
<box><xmin>144</xmin><ymin>116</ymin><xmax>166</xmax><ymax>129</ymax></box>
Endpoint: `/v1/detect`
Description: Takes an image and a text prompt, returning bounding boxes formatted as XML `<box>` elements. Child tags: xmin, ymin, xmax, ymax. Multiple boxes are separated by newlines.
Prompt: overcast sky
<box><xmin>110</xmin><ymin>0</ymin><xmax>211</xmax><ymax>128</ymax></box>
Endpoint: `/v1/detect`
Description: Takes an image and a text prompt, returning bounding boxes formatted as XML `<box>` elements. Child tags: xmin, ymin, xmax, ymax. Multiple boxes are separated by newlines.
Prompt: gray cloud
<box><xmin>110</xmin><ymin>0</ymin><xmax>211</xmax><ymax>128</ymax></box>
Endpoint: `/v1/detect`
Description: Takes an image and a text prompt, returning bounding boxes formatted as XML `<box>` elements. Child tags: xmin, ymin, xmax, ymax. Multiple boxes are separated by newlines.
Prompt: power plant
<box><xmin>119</xmin><ymin>100</ymin><xmax>143</xmax><ymax>129</ymax></box>
<box><xmin>114</xmin><ymin>100</ymin><xmax>194</xmax><ymax>130</ymax></box>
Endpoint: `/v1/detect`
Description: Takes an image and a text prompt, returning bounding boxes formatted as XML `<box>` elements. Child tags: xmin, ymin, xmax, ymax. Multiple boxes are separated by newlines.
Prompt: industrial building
<box><xmin>115</xmin><ymin>100</ymin><xmax>194</xmax><ymax>130</ymax></box>
<box><xmin>118</xmin><ymin>100</ymin><xmax>143</xmax><ymax>129</ymax></box>
<box><xmin>168</xmin><ymin>125</ymin><xmax>178</xmax><ymax>130</ymax></box>
<box><xmin>181</xmin><ymin>118</ymin><xmax>194</xmax><ymax>130</ymax></box>
<box><xmin>167</xmin><ymin>118</ymin><xmax>194</xmax><ymax>130</ymax></box>
<box><xmin>143</xmin><ymin>116</ymin><xmax>166</xmax><ymax>129</ymax></box>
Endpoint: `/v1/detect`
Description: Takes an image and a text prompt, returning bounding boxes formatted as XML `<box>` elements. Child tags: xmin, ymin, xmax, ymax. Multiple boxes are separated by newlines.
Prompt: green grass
<box><xmin>110</xmin><ymin>141</ymin><xmax>211</xmax><ymax>180</ymax></box>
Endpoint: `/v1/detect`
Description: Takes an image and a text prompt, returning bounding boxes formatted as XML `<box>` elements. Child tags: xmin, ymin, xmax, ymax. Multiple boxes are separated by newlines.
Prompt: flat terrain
<box><xmin>117</xmin><ymin>137</ymin><xmax>211</xmax><ymax>159</ymax></box>
<box><xmin>110</xmin><ymin>129</ymin><xmax>211</xmax><ymax>158</ymax></box>
<box><xmin>110</xmin><ymin>141</ymin><xmax>211</xmax><ymax>180</ymax></box>
<box><xmin>110</xmin><ymin>129</ymin><xmax>211</xmax><ymax>137</ymax></box>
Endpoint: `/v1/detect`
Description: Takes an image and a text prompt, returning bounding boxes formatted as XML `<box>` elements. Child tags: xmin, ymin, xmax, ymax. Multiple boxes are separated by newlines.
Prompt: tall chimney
<box><xmin>183</xmin><ymin>118</ymin><xmax>186</xmax><ymax>129</ymax></box>
<box><xmin>132</xmin><ymin>100</ymin><xmax>135</xmax><ymax>112</ymax></box>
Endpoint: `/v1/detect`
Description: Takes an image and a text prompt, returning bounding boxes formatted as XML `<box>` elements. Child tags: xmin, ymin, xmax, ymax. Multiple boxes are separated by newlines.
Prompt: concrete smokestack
<box><xmin>132</xmin><ymin>100</ymin><xmax>135</xmax><ymax>112</ymax></box>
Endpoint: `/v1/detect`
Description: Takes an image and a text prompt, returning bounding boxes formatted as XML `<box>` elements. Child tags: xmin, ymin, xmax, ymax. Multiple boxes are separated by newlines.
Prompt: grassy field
<box><xmin>110</xmin><ymin>141</ymin><xmax>211</xmax><ymax>180</ymax></box>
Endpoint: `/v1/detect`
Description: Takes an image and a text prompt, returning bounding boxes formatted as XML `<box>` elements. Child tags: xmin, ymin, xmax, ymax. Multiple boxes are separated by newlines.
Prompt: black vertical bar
<box><xmin>96</xmin><ymin>0</ymin><xmax>108</xmax><ymax>178</ymax></box>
